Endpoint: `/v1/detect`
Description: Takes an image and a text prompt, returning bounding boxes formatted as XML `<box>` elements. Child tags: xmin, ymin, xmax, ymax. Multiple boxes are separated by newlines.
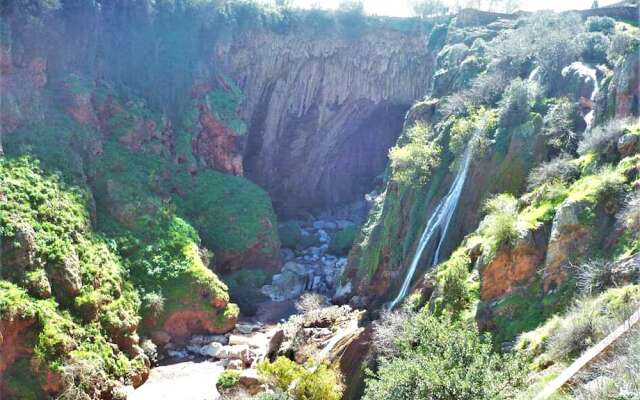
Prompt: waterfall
<box><xmin>386</xmin><ymin>124</ymin><xmax>482</xmax><ymax>310</ymax></box>
<box><xmin>583</xmin><ymin>66</ymin><xmax>600</xmax><ymax>132</ymax></box>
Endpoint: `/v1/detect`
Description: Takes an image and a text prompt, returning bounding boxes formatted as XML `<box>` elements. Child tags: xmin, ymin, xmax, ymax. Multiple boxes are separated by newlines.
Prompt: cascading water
<box><xmin>583</xmin><ymin>66</ymin><xmax>600</xmax><ymax>132</ymax></box>
<box><xmin>386</xmin><ymin>122</ymin><xmax>483</xmax><ymax>310</ymax></box>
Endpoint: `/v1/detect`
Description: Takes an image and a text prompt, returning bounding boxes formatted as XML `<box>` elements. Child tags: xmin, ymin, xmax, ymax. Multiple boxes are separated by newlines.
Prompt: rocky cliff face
<box><xmin>217</xmin><ymin>28</ymin><xmax>435</xmax><ymax>215</ymax></box>
<box><xmin>0</xmin><ymin>4</ymin><xmax>438</xmax><ymax>217</ymax></box>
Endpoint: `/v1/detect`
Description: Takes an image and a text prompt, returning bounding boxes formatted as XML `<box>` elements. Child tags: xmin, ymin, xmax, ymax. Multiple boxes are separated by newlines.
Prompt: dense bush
<box><xmin>585</xmin><ymin>16</ymin><xmax>615</xmax><ymax>34</ymax></box>
<box><xmin>279</xmin><ymin>222</ymin><xmax>302</xmax><ymax>248</ymax></box>
<box><xmin>543</xmin><ymin>97</ymin><xmax>584</xmax><ymax>155</ymax></box>
<box><xmin>576</xmin><ymin>259</ymin><xmax>614</xmax><ymax>295</ymax></box>
<box><xmin>389</xmin><ymin>122</ymin><xmax>442</xmax><ymax>185</ymax></box>
<box><xmin>371</xmin><ymin>309</ymin><xmax>411</xmax><ymax>359</ymax></box>
<box><xmin>577</xmin><ymin>119</ymin><xmax>629</xmax><ymax>156</ymax></box>
<box><xmin>526</xmin><ymin>156</ymin><xmax>580</xmax><ymax>190</ymax></box>
<box><xmin>328</xmin><ymin>225</ymin><xmax>358</xmax><ymax>255</ymax></box>
<box><xmin>432</xmin><ymin>249</ymin><xmax>474</xmax><ymax>317</ymax></box>
<box><xmin>257</xmin><ymin>357</ymin><xmax>343</xmax><ymax>400</ymax></box>
<box><xmin>497</xmin><ymin>79</ymin><xmax>539</xmax><ymax>128</ymax></box>
<box><xmin>580</xmin><ymin>31</ymin><xmax>610</xmax><ymax>64</ymax></box>
<box><xmin>548</xmin><ymin>286</ymin><xmax>640</xmax><ymax>360</ymax></box>
<box><xmin>616</xmin><ymin>191</ymin><xmax>640</xmax><ymax>256</ymax></box>
<box><xmin>477</xmin><ymin>194</ymin><xmax>525</xmax><ymax>256</ymax></box>
<box><xmin>608</xmin><ymin>31</ymin><xmax>640</xmax><ymax>64</ymax></box>
<box><xmin>217</xmin><ymin>370</ymin><xmax>240</xmax><ymax>389</ymax></box>
<box><xmin>364</xmin><ymin>313</ymin><xmax>526</xmax><ymax>400</ymax></box>
<box><xmin>518</xmin><ymin>285</ymin><xmax>640</xmax><ymax>365</ymax></box>
<box><xmin>573</xmin><ymin>331</ymin><xmax>640</xmax><ymax>399</ymax></box>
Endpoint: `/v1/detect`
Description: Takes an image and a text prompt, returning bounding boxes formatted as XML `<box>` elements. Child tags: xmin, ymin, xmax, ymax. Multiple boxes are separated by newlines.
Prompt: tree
<box><xmin>502</xmin><ymin>0</ymin><xmax>520</xmax><ymax>13</ymax></box>
<box><xmin>409</xmin><ymin>0</ymin><xmax>449</xmax><ymax>18</ymax></box>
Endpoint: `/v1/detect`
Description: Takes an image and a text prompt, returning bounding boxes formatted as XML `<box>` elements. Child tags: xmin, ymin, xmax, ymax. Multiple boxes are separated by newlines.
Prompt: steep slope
<box><xmin>0</xmin><ymin>157</ymin><xmax>238</xmax><ymax>398</ymax></box>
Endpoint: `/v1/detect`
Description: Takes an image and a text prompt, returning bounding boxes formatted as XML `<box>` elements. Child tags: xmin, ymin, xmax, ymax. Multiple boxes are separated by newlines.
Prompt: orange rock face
<box><xmin>0</xmin><ymin>318</ymin><xmax>35</xmax><ymax>374</ymax></box>
<box><xmin>192</xmin><ymin>104</ymin><xmax>243</xmax><ymax>176</ymax></box>
<box><xmin>162</xmin><ymin>309</ymin><xmax>237</xmax><ymax>344</ymax></box>
<box><xmin>480</xmin><ymin>238</ymin><xmax>545</xmax><ymax>301</ymax></box>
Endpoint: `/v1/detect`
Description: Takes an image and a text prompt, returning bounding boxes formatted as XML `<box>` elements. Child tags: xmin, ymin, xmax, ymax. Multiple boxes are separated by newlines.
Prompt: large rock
<box><xmin>479</xmin><ymin>227</ymin><xmax>548</xmax><ymax>301</ymax></box>
<box><xmin>560</xmin><ymin>62</ymin><xmax>598</xmax><ymax>100</ymax></box>
<box><xmin>1</xmin><ymin>224</ymin><xmax>36</xmax><ymax>277</ymax></box>
<box><xmin>618</xmin><ymin>133</ymin><xmax>639</xmax><ymax>157</ymax></box>
<box><xmin>46</xmin><ymin>250</ymin><xmax>83</xmax><ymax>300</ymax></box>
<box><xmin>261</xmin><ymin>270</ymin><xmax>306</xmax><ymax>301</ymax></box>
<box><xmin>597</xmin><ymin>49</ymin><xmax>640</xmax><ymax>121</ymax></box>
<box><xmin>543</xmin><ymin>199</ymin><xmax>592</xmax><ymax>291</ymax></box>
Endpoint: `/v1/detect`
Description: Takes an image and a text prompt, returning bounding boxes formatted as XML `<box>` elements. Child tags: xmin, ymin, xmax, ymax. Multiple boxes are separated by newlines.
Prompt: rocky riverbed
<box><xmin>261</xmin><ymin>203</ymin><xmax>367</xmax><ymax>302</ymax></box>
<box><xmin>129</xmin><ymin>205</ymin><xmax>368</xmax><ymax>399</ymax></box>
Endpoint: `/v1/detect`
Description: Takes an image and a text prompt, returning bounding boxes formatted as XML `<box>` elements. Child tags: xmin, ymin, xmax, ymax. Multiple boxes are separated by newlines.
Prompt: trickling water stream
<box><xmin>387</xmin><ymin>123</ymin><xmax>484</xmax><ymax>310</ymax></box>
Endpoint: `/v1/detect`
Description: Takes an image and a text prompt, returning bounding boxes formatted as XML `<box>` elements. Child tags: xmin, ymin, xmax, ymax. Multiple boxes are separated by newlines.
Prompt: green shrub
<box><xmin>217</xmin><ymin>370</ymin><xmax>240</xmax><ymax>389</ymax></box>
<box><xmin>498</xmin><ymin>79</ymin><xmax>539</xmax><ymax>129</ymax></box>
<box><xmin>608</xmin><ymin>31</ymin><xmax>640</xmax><ymax>64</ymax></box>
<box><xmin>299</xmin><ymin>233</ymin><xmax>321</xmax><ymax>249</ymax></box>
<box><xmin>580</xmin><ymin>31</ymin><xmax>610</xmax><ymax>64</ymax></box>
<box><xmin>364</xmin><ymin>313</ymin><xmax>526</xmax><ymax>400</ymax></box>
<box><xmin>477</xmin><ymin>194</ymin><xmax>524</xmax><ymax>256</ymax></box>
<box><xmin>577</xmin><ymin>119</ymin><xmax>628</xmax><ymax>156</ymax></box>
<box><xmin>526</xmin><ymin>156</ymin><xmax>580</xmax><ymax>190</ymax></box>
<box><xmin>257</xmin><ymin>357</ymin><xmax>343</xmax><ymax>400</ymax></box>
<box><xmin>279</xmin><ymin>222</ymin><xmax>302</xmax><ymax>249</ymax></box>
<box><xmin>258</xmin><ymin>357</ymin><xmax>304</xmax><ymax>392</ymax></box>
<box><xmin>389</xmin><ymin>122</ymin><xmax>442</xmax><ymax>186</ymax></box>
<box><xmin>432</xmin><ymin>248</ymin><xmax>474</xmax><ymax>317</ymax></box>
<box><xmin>542</xmin><ymin>98</ymin><xmax>583</xmax><ymax>155</ymax></box>
<box><xmin>523</xmin><ymin>285</ymin><xmax>640</xmax><ymax>364</ymax></box>
<box><xmin>585</xmin><ymin>16</ymin><xmax>615</xmax><ymax>34</ymax></box>
<box><xmin>328</xmin><ymin>225</ymin><xmax>357</xmax><ymax>255</ymax></box>
<box><xmin>291</xmin><ymin>363</ymin><xmax>343</xmax><ymax>400</ymax></box>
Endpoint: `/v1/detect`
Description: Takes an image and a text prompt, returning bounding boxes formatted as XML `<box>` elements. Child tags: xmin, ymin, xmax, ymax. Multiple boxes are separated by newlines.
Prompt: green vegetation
<box><xmin>172</xmin><ymin>168</ymin><xmax>279</xmax><ymax>258</ymax></box>
<box><xmin>328</xmin><ymin>225</ymin><xmax>358</xmax><ymax>255</ymax></box>
<box><xmin>430</xmin><ymin>248</ymin><xmax>477</xmax><ymax>318</ymax></box>
<box><xmin>389</xmin><ymin>122</ymin><xmax>442</xmax><ymax>186</ymax></box>
<box><xmin>257</xmin><ymin>357</ymin><xmax>343</xmax><ymax>400</ymax></box>
<box><xmin>278</xmin><ymin>221</ymin><xmax>302</xmax><ymax>249</ymax></box>
<box><xmin>223</xmin><ymin>268</ymin><xmax>270</xmax><ymax>315</ymax></box>
<box><xmin>217</xmin><ymin>370</ymin><xmax>241</xmax><ymax>389</ymax></box>
<box><xmin>364</xmin><ymin>312</ymin><xmax>526</xmax><ymax>400</ymax></box>
<box><xmin>475</xmin><ymin>194</ymin><xmax>526</xmax><ymax>257</ymax></box>
<box><xmin>517</xmin><ymin>285</ymin><xmax>640</xmax><ymax>367</ymax></box>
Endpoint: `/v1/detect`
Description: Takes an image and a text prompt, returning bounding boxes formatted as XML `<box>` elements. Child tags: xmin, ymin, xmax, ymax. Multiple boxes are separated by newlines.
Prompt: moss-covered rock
<box><xmin>329</xmin><ymin>225</ymin><xmax>358</xmax><ymax>256</ymax></box>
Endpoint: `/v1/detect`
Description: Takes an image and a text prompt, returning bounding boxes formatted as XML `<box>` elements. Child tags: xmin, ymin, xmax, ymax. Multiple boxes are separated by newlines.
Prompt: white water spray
<box><xmin>583</xmin><ymin>67</ymin><xmax>599</xmax><ymax>132</ymax></box>
<box><xmin>386</xmin><ymin>123</ymin><xmax>483</xmax><ymax>310</ymax></box>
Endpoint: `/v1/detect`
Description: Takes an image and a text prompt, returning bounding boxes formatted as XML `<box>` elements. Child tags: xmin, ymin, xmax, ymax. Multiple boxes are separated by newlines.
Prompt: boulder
<box><xmin>151</xmin><ymin>330</ymin><xmax>172</xmax><ymax>346</ymax></box>
<box><xmin>544</xmin><ymin>199</ymin><xmax>592</xmax><ymax>291</ymax></box>
<box><xmin>46</xmin><ymin>250</ymin><xmax>82</xmax><ymax>300</ymax></box>
<box><xmin>618</xmin><ymin>133</ymin><xmax>639</xmax><ymax>157</ymax></box>
<box><xmin>238</xmin><ymin>369</ymin><xmax>262</xmax><ymax>395</ymax></box>
<box><xmin>199</xmin><ymin>342</ymin><xmax>223</xmax><ymax>358</ymax></box>
<box><xmin>226</xmin><ymin>359</ymin><xmax>244</xmax><ymax>370</ymax></box>
<box><xmin>267</xmin><ymin>329</ymin><xmax>285</xmax><ymax>361</ymax></box>
<box><xmin>217</xmin><ymin>344</ymin><xmax>253</xmax><ymax>365</ymax></box>
<box><xmin>1</xmin><ymin>224</ymin><xmax>36</xmax><ymax>274</ymax></box>
<box><xmin>560</xmin><ymin>62</ymin><xmax>597</xmax><ymax>100</ymax></box>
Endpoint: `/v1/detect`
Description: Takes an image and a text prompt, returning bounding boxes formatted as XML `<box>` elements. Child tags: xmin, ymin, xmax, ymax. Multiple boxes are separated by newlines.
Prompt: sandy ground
<box><xmin>128</xmin><ymin>360</ymin><xmax>224</xmax><ymax>400</ymax></box>
<box><xmin>128</xmin><ymin>299</ymin><xmax>297</xmax><ymax>400</ymax></box>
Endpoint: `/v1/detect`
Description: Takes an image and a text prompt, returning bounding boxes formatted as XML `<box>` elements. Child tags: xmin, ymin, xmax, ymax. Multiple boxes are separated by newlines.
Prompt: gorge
<box><xmin>1</xmin><ymin>1</ymin><xmax>640</xmax><ymax>400</ymax></box>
